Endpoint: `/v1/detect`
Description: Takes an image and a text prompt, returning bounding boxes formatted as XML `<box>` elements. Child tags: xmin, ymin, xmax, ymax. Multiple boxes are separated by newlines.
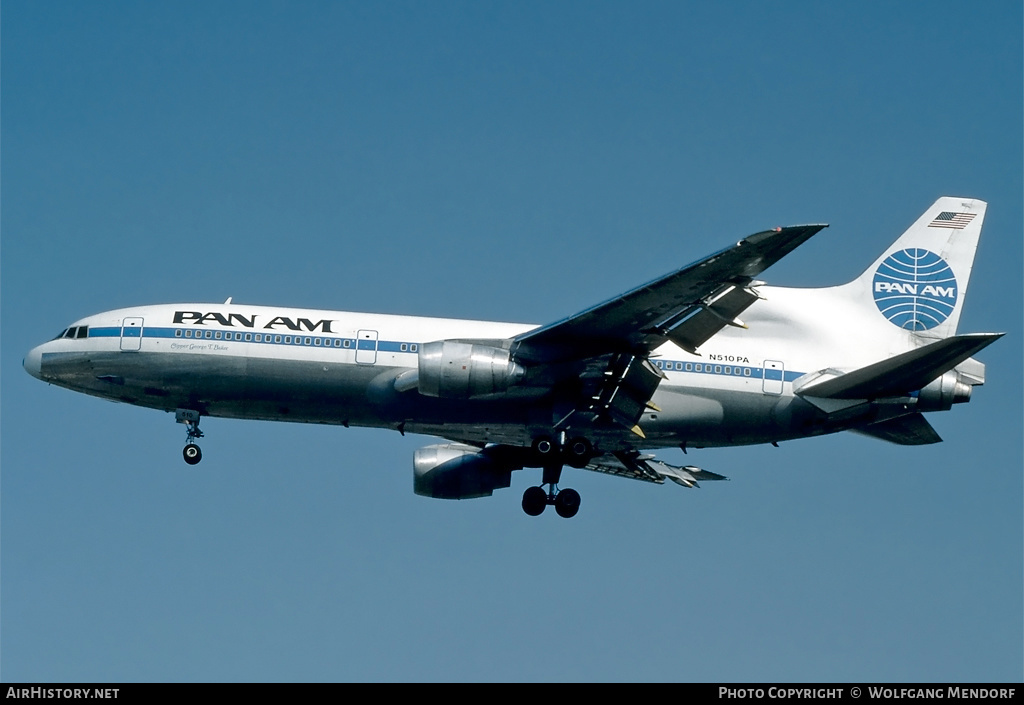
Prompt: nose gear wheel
<box><xmin>176</xmin><ymin>409</ymin><xmax>205</xmax><ymax>465</ymax></box>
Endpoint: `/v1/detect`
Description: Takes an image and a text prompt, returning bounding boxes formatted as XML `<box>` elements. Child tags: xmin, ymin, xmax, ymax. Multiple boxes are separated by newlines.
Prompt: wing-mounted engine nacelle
<box><xmin>915</xmin><ymin>370</ymin><xmax>973</xmax><ymax>412</ymax></box>
<box><xmin>417</xmin><ymin>340</ymin><xmax>525</xmax><ymax>398</ymax></box>
<box><xmin>413</xmin><ymin>443</ymin><xmax>514</xmax><ymax>500</ymax></box>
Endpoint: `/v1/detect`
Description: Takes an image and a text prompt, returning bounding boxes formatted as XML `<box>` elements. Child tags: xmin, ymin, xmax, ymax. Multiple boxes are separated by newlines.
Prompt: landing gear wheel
<box><xmin>177</xmin><ymin>409</ymin><xmax>205</xmax><ymax>465</ymax></box>
<box><xmin>183</xmin><ymin>443</ymin><xmax>202</xmax><ymax>465</ymax></box>
<box><xmin>532</xmin><ymin>436</ymin><xmax>557</xmax><ymax>459</ymax></box>
<box><xmin>522</xmin><ymin>486</ymin><xmax>547</xmax><ymax>516</ymax></box>
<box><xmin>554</xmin><ymin>488</ymin><xmax>581</xmax><ymax>518</ymax></box>
<box><xmin>564</xmin><ymin>437</ymin><xmax>593</xmax><ymax>468</ymax></box>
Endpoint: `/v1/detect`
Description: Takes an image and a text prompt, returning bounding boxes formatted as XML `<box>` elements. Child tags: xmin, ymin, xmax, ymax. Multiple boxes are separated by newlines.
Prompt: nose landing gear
<box><xmin>176</xmin><ymin>408</ymin><xmax>204</xmax><ymax>465</ymax></box>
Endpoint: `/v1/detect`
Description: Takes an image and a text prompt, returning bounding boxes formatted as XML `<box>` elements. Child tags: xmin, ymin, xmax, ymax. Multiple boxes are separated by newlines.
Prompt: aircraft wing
<box><xmin>511</xmin><ymin>224</ymin><xmax>827</xmax><ymax>363</ymax></box>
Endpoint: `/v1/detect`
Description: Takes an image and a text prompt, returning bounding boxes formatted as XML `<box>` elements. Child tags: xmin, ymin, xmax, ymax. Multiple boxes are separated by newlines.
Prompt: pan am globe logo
<box><xmin>872</xmin><ymin>248</ymin><xmax>957</xmax><ymax>331</ymax></box>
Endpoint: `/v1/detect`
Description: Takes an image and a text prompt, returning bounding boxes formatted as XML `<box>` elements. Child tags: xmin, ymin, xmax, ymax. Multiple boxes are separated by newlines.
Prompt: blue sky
<box><xmin>3</xmin><ymin>1</ymin><xmax>1021</xmax><ymax>682</ymax></box>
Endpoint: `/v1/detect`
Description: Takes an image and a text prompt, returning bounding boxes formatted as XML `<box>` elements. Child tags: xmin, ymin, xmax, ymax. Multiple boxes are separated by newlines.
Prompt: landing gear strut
<box><xmin>176</xmin><ymin>408</ymin><xmax>204</xmax><ymax>465</ymax></box>
<box><xmin>521</xmin><ymin>455</ymin><xmax>582</xmax><ymax>519</ymax></box>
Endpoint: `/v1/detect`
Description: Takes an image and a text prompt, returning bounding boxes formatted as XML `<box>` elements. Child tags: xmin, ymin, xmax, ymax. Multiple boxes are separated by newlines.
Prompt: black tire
<box><xmin>183</xmin><ymin>444</ymin><xmax>202</xmax><ymax>465</ymax></box>
<box><xmin>531</xmin><ymin>436</ymin><xmax>556</xmax><ymax>458</ymax></box>
<box><xmin>554</xmin><ymin>488</ymin><xmax>581</xmax><ymax>518</ymax></box>
<box><xmin>564</xmin><ymin>437</ymin><xmax>593</xmax><ymax>468</ymax></box>
<box><xmin>522</xmin><ymin>486</ymin><xmax>547</xmax><ymax>516</ymax></box>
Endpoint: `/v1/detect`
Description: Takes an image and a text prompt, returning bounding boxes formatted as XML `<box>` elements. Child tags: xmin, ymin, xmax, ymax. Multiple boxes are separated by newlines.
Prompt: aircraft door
<box><xmin>355</xmin><ymin>329</ymin><xmax>378</xmax><ymax>364</ymax></box>
<box><xmin>120</xmin><ymin>317</ymin><xmax>144</xmax><ymax>351</ymax></box>
<box><xmin>762</xmin><ymin>360</ymin><xmax>784</xmax><ymax>395</ymax></box>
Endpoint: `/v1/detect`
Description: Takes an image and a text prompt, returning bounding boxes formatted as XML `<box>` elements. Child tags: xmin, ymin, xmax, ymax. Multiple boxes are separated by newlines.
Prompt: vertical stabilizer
<box><xmin>845</xmin><ymin>197</ymin><xmax>986</xmax><ymax>339</ymax></box>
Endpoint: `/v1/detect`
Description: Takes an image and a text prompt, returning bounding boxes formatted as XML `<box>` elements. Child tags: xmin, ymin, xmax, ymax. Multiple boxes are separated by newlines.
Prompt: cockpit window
<box><xmin>53</xmin><ymin>326</ymin><xmax>89</xmax><ymax>340</ymax></box>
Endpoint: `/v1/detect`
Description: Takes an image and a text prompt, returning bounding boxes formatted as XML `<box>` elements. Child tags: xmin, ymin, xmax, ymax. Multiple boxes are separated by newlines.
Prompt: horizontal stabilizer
<box><xmin>797</xmin><ymin>333</ymin><xmax>1003</xmax><ymax>400</ymax></box>
<box><xmin>852</xmin><ymin>413</ymin><xmax>942</xmax><ymax>445</ymax></box>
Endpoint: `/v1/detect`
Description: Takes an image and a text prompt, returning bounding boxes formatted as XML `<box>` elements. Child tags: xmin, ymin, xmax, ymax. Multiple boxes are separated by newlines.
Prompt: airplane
<box><xmin>23</xmin><ymin>197</ymin><xmax>1002</xmax><ymax>518</ymax></box>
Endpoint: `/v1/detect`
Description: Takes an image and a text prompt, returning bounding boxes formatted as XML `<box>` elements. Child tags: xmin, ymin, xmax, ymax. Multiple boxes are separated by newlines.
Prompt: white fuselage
<box><xmin>23</xmin><ymin>285</ymin><xmax>920</xmax><ymax>452</ymax></box>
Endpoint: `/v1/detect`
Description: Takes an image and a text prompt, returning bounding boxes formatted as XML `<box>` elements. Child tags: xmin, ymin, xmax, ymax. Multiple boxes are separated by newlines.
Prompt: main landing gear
<box><xmin>522</xmin><ymin>483</ymin><xmax>581</xmax><ymax>519</ymax></box>
<box><xmin>521</xmin><ymin>435</ymin><xmax>591</xmax><ymax>518</ymax></box>
<box><xmin>176</xmin><ymin>409</ymin><xmax>204</xmax><ymax>465</ymax></box>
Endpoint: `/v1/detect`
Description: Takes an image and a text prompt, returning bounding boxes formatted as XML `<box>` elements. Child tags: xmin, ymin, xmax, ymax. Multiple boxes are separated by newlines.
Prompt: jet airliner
<box><xmin>24</xmin><ymin>197</ymin><xmax>1001</xmax><ymax>517</ymax></box>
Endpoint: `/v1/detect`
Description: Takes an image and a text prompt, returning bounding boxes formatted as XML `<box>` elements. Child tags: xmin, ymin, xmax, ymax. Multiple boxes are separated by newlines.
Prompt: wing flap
<box><xmin>584</xmin><ymin>453</ymin><xmax>728</xmax><ymax>487</ymax></box>
<box><xmin>665</xmin><ymin>285</ymin><xmax>761</xmax><ymax>354</ymax></box>
<box><xmin>584</xmin><ymin>453</ymin><xmax>664</xmax><ymax>484</ymax></box>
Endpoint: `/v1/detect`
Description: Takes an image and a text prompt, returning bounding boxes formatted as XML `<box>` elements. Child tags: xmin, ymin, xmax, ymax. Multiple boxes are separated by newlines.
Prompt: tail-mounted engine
<box><xmin>915</xmin><ymin>370</ymin><xmax>972</xmax><ymax>411</ymax></box>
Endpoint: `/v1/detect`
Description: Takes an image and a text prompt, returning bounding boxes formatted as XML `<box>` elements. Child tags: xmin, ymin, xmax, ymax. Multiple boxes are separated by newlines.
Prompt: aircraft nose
<box><xmin>23</xmin><ymin>346</ymin><xmax>43</xmax><ymax>380</ymax></box>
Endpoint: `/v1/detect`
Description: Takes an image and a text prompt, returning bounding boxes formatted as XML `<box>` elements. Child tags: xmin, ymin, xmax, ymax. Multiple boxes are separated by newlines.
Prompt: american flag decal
<box><xmin>929</xmin><ymin>211</ymin><xmax>976</xmax><ymax>229</ymax></box>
